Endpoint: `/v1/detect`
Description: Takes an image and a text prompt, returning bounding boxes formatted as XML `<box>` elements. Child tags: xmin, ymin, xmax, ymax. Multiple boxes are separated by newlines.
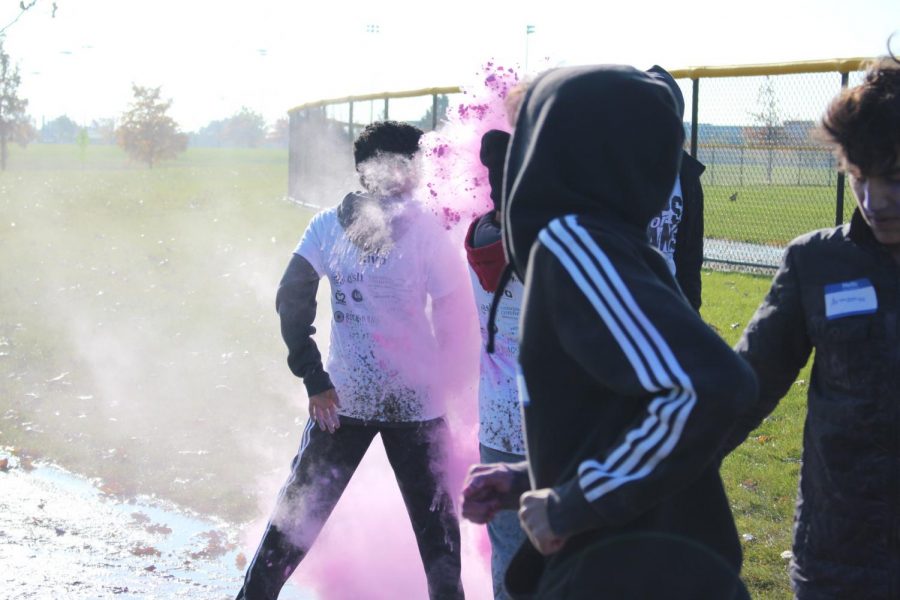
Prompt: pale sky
<box><xmin>4</xmin><ymin>0</ymin><xmax>898</xmax><ymax>131</ymax></box>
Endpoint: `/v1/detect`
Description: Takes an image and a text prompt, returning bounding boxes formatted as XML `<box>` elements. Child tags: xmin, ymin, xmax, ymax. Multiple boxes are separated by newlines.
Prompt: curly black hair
<box><xmin>822</xmin><ymin>54</ymin><xmax>900</xmax><ymax>176</ymax></box>
<box><xmin>353</xmin><ymin>120</ymin><xmax>424</xmax><ymax>166</ymax></box>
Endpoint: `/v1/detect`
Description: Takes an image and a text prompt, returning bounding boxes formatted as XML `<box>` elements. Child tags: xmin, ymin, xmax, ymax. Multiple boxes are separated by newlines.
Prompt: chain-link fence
<box><xmin>287</xmin><ymin>88</ymin><xmax>461</xmax><ymax>208</ymax></box>
<box><xmin>288</xmin><ymin>59</ymin><xmax>872</xmax><ymax>270</ymax></box>
<box><xmin>669</xmin><ymin>59</ymin><xmax>869</xmax><ymax>269</ymax></box>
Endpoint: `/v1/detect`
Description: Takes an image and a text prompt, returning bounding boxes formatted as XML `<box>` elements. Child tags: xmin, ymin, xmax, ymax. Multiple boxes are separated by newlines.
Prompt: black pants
<box><xmin>236</xmin><ymin>417</ymin><xmax>464</xmax><ymax>600</ymax></box>
<box><xmin>506</xmin><ymin>531</ymin><xmax>749</xmax><ymax>600</ymax></box>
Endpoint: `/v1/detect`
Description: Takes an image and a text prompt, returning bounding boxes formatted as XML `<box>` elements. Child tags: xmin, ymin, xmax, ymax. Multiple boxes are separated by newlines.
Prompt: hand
<box><xmin>519</xmin><ymin>488</ymin><xmax>567</xmax><ymax>556</ymax></box>
<box><xmin>308</xmin><ymin>388</ymin><xmax>341</xmax><ymax>433</ymax></box>
<box><xmin>461</xmin><ymin>462</ymin><xmax>528</xmax><ymax>524</ymax></box>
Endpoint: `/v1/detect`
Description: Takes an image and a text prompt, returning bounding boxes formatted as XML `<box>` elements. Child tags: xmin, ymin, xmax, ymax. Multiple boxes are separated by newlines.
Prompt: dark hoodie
<box><xmin>465</xmin><ymin>129</ymin><xmax>512</xmax><ymax>292</ymax></box>
<box><xmin>500</xmin><ymin>65</ymin><xmax>757</xmax><ymax>599</ymax></box>
<box><xmin>647</xmin><ymin>65</ymin><xmax>706</xmax><ymax>311</ymax></box>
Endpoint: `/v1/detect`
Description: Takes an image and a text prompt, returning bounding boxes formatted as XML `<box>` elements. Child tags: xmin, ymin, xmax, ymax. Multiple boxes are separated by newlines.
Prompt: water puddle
<box><xmin>0</xmin><ymin>452</ymin><xmax>313</xmax><ymax>599</ymax></box>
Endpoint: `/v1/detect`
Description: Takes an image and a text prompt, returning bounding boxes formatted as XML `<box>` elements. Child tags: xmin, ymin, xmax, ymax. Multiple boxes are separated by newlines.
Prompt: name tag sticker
<box><xmin>824</xmin><ymin>279</ymin><xmax>878</xmax><ymax>320</ymax></box>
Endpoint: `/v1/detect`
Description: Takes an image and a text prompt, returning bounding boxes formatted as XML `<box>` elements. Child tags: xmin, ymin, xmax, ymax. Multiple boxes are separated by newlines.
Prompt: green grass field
<box><xmin>705</xmin><ymin>182</ymin><xmax>854</xmax><ymax>247</ymax></box>
<box><xmin>0</xmin><ymin>143</ymin><xmax>309</xmax><ymax>521</ymax></box>
<box><xmin>701</xmin><ymin>271</ymin><xmax>809</xmax><ymax>599</ymax></box>
<box><xmin>0</xmin><ymin>144</ymin><xmax>807</xmax><ymax>597</ymax></box>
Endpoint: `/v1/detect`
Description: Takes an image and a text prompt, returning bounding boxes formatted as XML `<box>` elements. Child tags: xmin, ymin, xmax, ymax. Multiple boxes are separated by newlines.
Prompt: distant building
<box><xmin>783</xmin><ymin>120</ymin><xmax>826</xmax><ymax>146</ymax></box>
<box><xmin>695</xmin><ymin>123</ymin><xmax>744</xmax><ymax>146</ymax></box>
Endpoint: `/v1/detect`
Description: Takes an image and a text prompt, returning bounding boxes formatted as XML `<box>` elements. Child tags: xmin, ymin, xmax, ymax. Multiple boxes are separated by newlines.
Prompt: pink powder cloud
<box><xmin>241</xmin><ymin>61</ymin><xmax>521</xmax><ymax>600</ymax></box>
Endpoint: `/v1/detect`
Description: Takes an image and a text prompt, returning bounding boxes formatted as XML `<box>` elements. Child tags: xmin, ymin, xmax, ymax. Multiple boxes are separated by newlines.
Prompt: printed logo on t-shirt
<box><xmin>361</xmin><ymin>254</ymin><xmax>388</xmax><ymax>267</ymax></box>
<box><xmin>648</xmin><ymin>176</ymin><xmax>683</xmax><ymax>275</ymax></box>
<box><xmin>294</xmin><ymin>204</ymin><xmax>457</xmax><ymax>424</ymax></box>
<box><xmin>648</xmin><ymin>195</ymin><xmax>683</xmax><ymax>255</ymax></box>
<box><xmin>333</xmin><ymin>272</ymin><xmax>364</xmax><ymax>286</ymax></box>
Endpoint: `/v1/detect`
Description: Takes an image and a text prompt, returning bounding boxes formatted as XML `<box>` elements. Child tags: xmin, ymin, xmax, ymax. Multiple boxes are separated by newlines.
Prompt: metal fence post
<box><xmin>432</xmin><ymin>94</ymin><xmax>439</xmax><ymax>130</ymax></box>
<box><xmin>288</xmin><ymin>109</ymin><xmax>301</xmax><ymax>200</ymax></box>
<box><xmin>384</xmin><ymin>97</ymin><xmax>389</xmax><ymax>120</ymax></box>
<box><xmin>690</xmin><ymin>78</ymin><xmax>699</xmax><ymax>158</ymax></box>
<box><xmin>834</xmin><ymin>71</ymin><xmax>850</xmax><ymax>226</ymax></box>
<box><xmin>348</xmin><ymin>101</ymin><xmax>355</xmax><ymax>142</ymax></box>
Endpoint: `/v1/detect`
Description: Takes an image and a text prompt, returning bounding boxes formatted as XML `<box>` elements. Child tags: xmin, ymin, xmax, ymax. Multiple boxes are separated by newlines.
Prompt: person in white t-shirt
<box><xmin>236</xmin><ymin>121</ymin><xmax>466</xmax><ymax>600</ymax></box>
<box><xmin>461</xmin><ymin>129</ymin><xmax>526</xmax><ymax>600</ymax></box>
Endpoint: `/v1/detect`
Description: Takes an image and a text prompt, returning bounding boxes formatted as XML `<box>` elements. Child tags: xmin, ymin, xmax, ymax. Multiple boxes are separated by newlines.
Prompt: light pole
<box><xmin>525</xmin><ymin>24</ymin><xmax>535</xmax><ymax>73</ymax></box>
<box><xmin>365</xmin><ymin>23</ymin><xmax>381</xmax><ymax>121</ymax></box>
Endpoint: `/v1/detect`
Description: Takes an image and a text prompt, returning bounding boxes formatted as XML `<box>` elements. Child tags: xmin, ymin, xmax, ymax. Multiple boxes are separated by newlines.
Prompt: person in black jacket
<box><xmin>461</xmin><ymin>65</ymin><xmax>757</xmax><ymax>599</ymax></box>
<box><xmin>646</xmin><ymin>65</ymin><xmax>705</xmax><ymax>312</ymax></box>
<box><xmin>723</xmin><ymin>55</ymin><xmax>900</xmax><ymax>599</ymax></box>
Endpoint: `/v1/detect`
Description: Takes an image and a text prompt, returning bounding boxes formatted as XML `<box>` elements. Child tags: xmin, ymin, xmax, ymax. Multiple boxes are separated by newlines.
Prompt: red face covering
<box><xmin>464</xmin><ymin>218</ymin><xmax>508</xmax><ymax>293</ymax></box>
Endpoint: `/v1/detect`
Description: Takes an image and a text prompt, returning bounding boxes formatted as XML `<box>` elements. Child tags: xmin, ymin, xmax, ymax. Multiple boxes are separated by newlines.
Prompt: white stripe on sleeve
<box><xmin>538</xmin><ymin>215</ymin><xmax>697</xmax><ymax>503</ymax></box>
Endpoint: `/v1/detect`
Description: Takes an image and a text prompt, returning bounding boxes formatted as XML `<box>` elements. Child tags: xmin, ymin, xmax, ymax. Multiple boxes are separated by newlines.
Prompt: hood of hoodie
<box><xmin>647</xmin><ymin>64</ymin><xmax>685</xmax><ymax>120</ymax></box>
<box><xmin>480</xmin><ymin>129</ymin><xmax>512</xmax><ymax>211</ymax></box>
<box><xmin>501</xmin><ymin>65</ymin><xmax>685</xmax><ymax>278</ymax></box>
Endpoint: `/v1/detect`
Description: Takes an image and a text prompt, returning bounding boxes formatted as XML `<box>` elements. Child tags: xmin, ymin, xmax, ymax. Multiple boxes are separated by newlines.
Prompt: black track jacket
<box><xmin>500</xmin><ymin>65</ymin><xmax>758</xmax><ymax>599</ymax></box>
<box><xmin>725</xmin><ymin>210</ymin><xmax>900</xmax><ymax>599</ymax></box>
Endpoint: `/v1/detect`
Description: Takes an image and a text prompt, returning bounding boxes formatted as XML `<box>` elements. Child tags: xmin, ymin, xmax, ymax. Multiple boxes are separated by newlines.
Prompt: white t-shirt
<box><xmin>470</xmin><ymin>268</ymin><xmax>525</xmax><ymax>454</ymax></box>
<box><xmin>295</xmin><ymin>201</ymin><xmax>460</xmax><ymax>423</ymax></box>
<box><xmin>647</xmin><ymin>175</ymin><xmax>683</xmax><ymax>276</ymax></box>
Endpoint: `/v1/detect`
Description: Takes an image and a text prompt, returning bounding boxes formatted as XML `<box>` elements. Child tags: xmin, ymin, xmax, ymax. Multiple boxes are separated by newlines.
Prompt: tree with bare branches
<box><xmin>749</xmin><ymin>76</ymin><xmax>785</xmax><ymax>183</ymax></box>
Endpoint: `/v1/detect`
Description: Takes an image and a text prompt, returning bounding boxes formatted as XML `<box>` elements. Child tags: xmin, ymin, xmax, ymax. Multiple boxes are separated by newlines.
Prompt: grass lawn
<box><xmin>0</xmin><ymin>143</ymin><xmax>311</xmax><ymax>521</ymax></box>
<box><xmin>0</xmin><ymin>143</ymin><xmax>807</xmax><ymax>598</ymax></box>
<box><xmin>702</xmin><ymin>270</ymin><xmax>809</xmax><ymax>599</ymax></box>
<box><xmin>705</xmin><ymin>183</ymin><xmax>855</xmax><ymax>247</ymax></box>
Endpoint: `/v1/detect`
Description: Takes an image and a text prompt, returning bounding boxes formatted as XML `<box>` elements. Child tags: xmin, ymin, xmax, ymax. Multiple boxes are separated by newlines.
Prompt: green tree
<box><xmin>0</xmin><ymin>39</ymin><xmax>30</xmax><ymax>170</ymax></box>
<box><xmin>267</xmin><ymin>117</ymin><xmax>289</xmax><ymax>148</ymax></box>
<box><xmin>40</xmin><ymin>114</ymin><xmax>79</xmax><ymax>143</ymax></box>
<box><xmin>116</xmin><ymin>85</ymin><xmax>187</xmax><ymax>168</ymax></box>
<box><xmin>223</xmin><ymin>107</ymin><xmax>266</xmax><ymax>147</ymax></box>
<box><xmin>76</xmin><ymin>126</ymin><xmax>88</xmax><ymax>162</ymax></box>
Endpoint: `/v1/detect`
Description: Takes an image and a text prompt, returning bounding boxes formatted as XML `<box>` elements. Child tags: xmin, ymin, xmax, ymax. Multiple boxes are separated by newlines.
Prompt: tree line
<box><xmin>38</xmin><ymin>106</ymin><xmax>288</xmax><ymax>149</ymax></box>
<box><xmin>0</xmin><ymin>40</ymin><xmax>288</xmax><ymax>170</ymax></box>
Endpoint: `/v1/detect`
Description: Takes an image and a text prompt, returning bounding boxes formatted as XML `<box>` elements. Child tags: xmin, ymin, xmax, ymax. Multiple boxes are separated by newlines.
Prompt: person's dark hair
<box><xmin>821</xmin><ymin>55</ymin><xmax>900</xmax><ymax>176</ymax></box>
<box><xmin>353</xmin><ymin>120</ymin><xmax>424</xmax><ymax>166</ymax></box>
<box><xmin>480</xmin><ymin>129</ymin><xmax>511</xmax><ymax>210</ymax></box>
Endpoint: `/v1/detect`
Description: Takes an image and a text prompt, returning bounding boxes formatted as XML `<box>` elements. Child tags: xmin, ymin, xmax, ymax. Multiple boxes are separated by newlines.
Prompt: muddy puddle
<box><xmin>0</xmin><ymin>452</ymin><xmax>313</xmax><ymax>599</ymax></box>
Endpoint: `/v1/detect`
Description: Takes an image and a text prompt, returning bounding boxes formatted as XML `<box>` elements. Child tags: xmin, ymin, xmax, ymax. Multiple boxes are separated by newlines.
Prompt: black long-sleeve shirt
<box><xmin>276</xmin><ymin>253</ymin><xmax>333</xmax><ymax>397</ymax></box>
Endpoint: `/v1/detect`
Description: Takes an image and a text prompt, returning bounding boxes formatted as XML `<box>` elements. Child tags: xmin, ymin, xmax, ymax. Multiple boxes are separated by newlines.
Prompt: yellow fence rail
<box><xmin>288</xmin><ymin>57</ymin><xmax>877</xmax><ymax>270</ymax></box>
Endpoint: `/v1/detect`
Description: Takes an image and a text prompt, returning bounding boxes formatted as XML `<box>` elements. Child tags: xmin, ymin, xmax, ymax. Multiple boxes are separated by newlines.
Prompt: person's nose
<box><xmin>862</xmin><ymin>179</ymin><xmax>900</xmax><ymax>213</ymax></box>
